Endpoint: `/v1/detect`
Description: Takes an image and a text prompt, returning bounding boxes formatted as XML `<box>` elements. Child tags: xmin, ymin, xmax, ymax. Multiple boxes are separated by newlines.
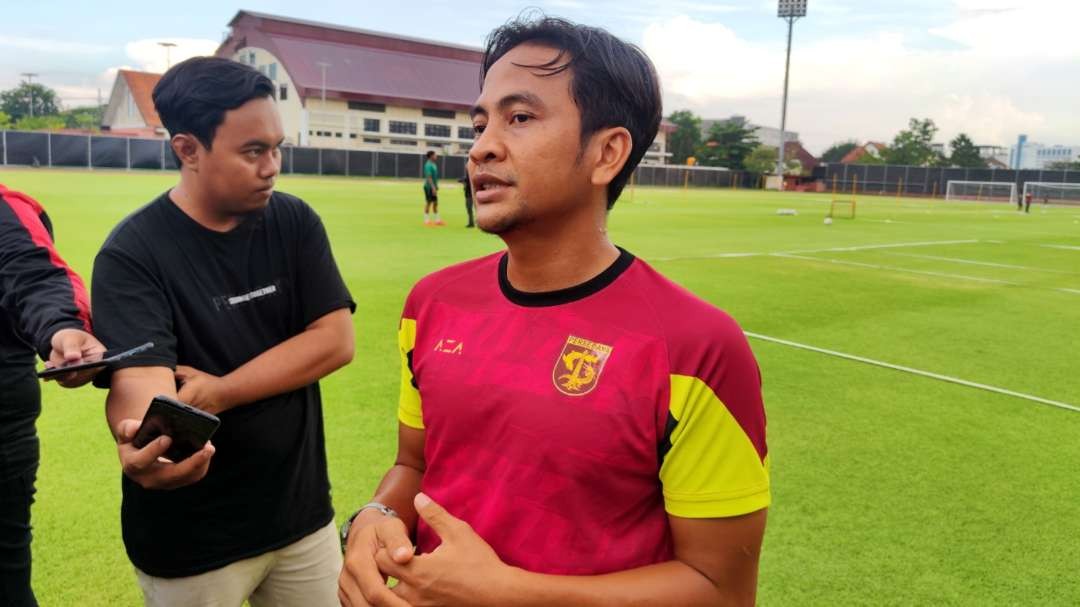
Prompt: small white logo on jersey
<box><xmin>227</xmin><ymin>284</ymin><xmax>278</xmax><ymax>305</ymax></box>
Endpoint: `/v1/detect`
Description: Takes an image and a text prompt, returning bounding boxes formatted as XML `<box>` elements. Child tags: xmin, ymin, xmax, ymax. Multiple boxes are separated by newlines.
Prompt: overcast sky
<box><xmin>2</xmin><ymin>0</ymin><xmax>1076</xmax><ymax>154</ymax></box>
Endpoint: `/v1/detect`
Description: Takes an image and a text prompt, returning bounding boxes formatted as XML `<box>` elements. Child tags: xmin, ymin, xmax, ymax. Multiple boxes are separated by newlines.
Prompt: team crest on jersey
<box><xmin>553</xmin><ymin>335</ymin><xmax>613</xmax><ymax>397</ymax></box>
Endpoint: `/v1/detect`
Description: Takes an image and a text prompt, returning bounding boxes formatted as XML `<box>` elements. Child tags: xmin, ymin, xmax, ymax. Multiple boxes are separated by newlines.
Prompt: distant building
<box><xmin>212</xmin><ymin>11</ymin><xmax>671</xmax><ymax>161</ymax></box>
<box><xmin>700</xmin><ymin>115</ymin><xmax>797</xmax><ymax>149</ymax></box>
<box><xmin>783</xmin><ymin>140</ymin><xmax>819</xmax><ymax>174</ymax></box>
<box><xmin>839</xmin><ymin>142</ymin><xmax>887</xmax><ymax>164</ymax></box>
<box><xmin>1008</xmin><ymin>137</ymin><xmax>1079</xmax><ymax>169</ymax></box>
<box><xmin>101</xmin><ymin>70</ymin><xmax>164</xmax><ymax>138</ymax></box>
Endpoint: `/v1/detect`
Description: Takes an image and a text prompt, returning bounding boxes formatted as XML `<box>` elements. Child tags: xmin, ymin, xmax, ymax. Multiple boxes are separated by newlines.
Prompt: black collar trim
<box><xmin>498</xmin><ymin>247</ymin><xmax>635</xmax><ymax>307</ymax></box>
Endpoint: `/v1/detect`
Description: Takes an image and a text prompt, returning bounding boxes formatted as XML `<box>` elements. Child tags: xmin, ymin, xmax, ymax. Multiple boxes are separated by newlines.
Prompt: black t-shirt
<box><xmin>91</xmin><ymin>191</ymin><xmax>355</xmax><ymax>578</ymax></box>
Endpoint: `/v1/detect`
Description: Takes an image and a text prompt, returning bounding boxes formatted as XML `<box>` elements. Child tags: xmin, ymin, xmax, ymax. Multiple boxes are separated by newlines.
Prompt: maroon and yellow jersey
<box><xmin>398</xmin><ymin>248</ymin><xmax>769</xmax><ymax>575</ymax></box>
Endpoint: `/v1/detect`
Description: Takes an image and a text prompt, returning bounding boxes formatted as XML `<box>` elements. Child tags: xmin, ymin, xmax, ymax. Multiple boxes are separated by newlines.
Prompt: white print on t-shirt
<box><xmin>227</xmin><ymin>284</ymin><xmax>278</xmax><ymax>306</ymax></box>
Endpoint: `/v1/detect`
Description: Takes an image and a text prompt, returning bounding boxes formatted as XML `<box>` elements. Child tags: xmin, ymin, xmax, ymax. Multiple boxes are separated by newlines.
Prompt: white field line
<box><xmin>784</xmin><ymin>239</ymin><xmax>981</xmax><ymax>254</ymax></box>
<box><xmin>650</xmin><ymin>252</ymin><xmax>760</xmax><ymax>261</ymax></box>
<box><xmin>772</xmin><ymin>253</ymin><xmax>1016</xmax><ymax>285</ymax></box>
<box><xmin>1042</xmin><ymin>244</ymin><xmax>1080</xmax><ymax>251</ymax></box>
<box><xmin>744</xmin><ymin>332</ymin><xmax>1080</xmax><ymax>414</ymax></box>
<box><xmin>885</xmin><ymin>252</ymin><xmax>1080</xmax><ymax>275</ymax></box>
<box><xmin>651</xmin><ymin>240</ymin><xmax>986</xmax><ymax>263</ymax></box>
<box><xmin>1057</xmin><ymin>288</ymin><xmax>1080</xmax><ymax>295</ymax></box>
<box><xmin>860</xmin><ymin>218</ymin><xmax>913</xmax><ymax>224</ymax></box>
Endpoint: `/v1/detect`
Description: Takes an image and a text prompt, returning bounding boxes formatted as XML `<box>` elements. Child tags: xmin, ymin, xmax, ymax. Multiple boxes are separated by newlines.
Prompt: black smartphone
<box><xmin>131</xmin><ymin>395</ymin><xmax>221</xmax><ymax>463</ymax></box>
<box><xmin>37</xmin><ymin>341</ymin><xmax>154</xmax><ymax>379</ymax></box>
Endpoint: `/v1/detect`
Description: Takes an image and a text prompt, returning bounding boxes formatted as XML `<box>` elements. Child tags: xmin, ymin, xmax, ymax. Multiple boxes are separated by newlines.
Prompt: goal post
<box><xmin>1022</xmin><ymin>182</ymin><xmax>1080</xmax><ymax>206</ymax></box>
<box><xmin>945</xmin><ymin>180</ymin><xmax>1017</xmax><ymax>204</ymax></box>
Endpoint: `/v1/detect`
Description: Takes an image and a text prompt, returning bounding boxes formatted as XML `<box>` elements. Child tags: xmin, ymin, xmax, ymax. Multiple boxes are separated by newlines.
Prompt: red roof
<box><xmin>783</xmin><ymin>140</ymin><xmax>818</xmax><ymax>171</ymax></box>
<box><xmin>840</xmin><ymin>141</ymin><xmax>887</xmax><ymax>164</ymax></box>
<box><xmin>217</xmin><ymin>11</ymin><xmax>483</xmax><ymax>111</ymax></box>
<box><xmin>119</xmin><ymin>70</ymin><xmax>163</xmax><ymax>128</ymax></box>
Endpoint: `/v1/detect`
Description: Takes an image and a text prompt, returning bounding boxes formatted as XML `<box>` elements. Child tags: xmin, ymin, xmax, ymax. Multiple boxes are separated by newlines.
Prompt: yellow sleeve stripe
<box><xmin>660</xmin><ymin>374</ymin><xmax>770</xmax><ymax>518</ymax></box>
<box><xmin>397</xmin><ymin>317</ymin><xmax>424</xmax><ymax>430</ymax></box>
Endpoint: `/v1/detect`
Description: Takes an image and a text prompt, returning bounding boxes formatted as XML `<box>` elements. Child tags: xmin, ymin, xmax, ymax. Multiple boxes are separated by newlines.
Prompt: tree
<box><xmin>0</xmin><ymin>83</ymin><xmax>61</xmax><ymax>121</ymax></box>
<box><xmin>949</xmin><ymin>133</ymin><xmax>987</xmax><ymax>168</ymax></box>
<box><xmin>61</xmin><ymin>105</ymin><xmax>105</xmax><ymax>130</ymax></box>
<box><xmin>821</xmin><ymin>141</ymin><xmax>857</xmax><ymax>163</ymax></box>
<box><xmin>14</xmin><ymin>115</ymin><xmax>66</xmax><ymax>131</ymax></box>
<box><xmin>883</xmin><ymin>117</ymin><xmax>939</xmax><ymax>166</ymax></box>
<box><xmin>1047</xmin><ymin>160</ymin><xmax>1080</xmax><ymax>171</ymax></box>
<box><xmin>0</xmin><ymin>111</ymin><xmax>10</xmax><ymax>129</ymax></box>
<box><xmin>666</xmin><ymin>110</ymin><xmax>701</xmax><ymax>165</ymax></box>
<box><xmin>744</xmin><ymin>145</ymin><xmax>801</xmax><ymax>175</ymax></box>
<box><xmin>696</xmin><ymin>119</ymin><xmax>759</xmax><ymax>170</ymax></box>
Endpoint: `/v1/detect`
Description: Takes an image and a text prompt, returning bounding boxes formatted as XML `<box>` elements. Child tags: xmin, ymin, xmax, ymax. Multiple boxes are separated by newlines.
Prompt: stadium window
<box><xmin>422</xmin><ymin>108</ymin><xmax>456</xmax><ymax>119</ymax></box>
<box><xmin>457</xmin><ymin>126</ymin><xmax>474</xmax><ymax>140</ymax></box>
<box><xmin>335</xmin><ymin>132</ymin><xmax>343</xmax><ymax>138</ymax></box>
<box><xmin>389</xmin><ymin>121</ymin><xmax>417</xmax><ymax>135</ymax></box>
<box><xmin>363</xmin><ymin>118</ymin><xmax>380</xmax><ymax>133</ymax></box>
<box><xmin>390</xmin><ymin>139</ymin><xmax>418</xmax><ymax>146</ymax></box>
<box><xmin>349</xmin><ymin>133</ymin><xmax>357</xmax><ymax>139</ymax></box>
<box><xmin>424</xmin><ymin>124</ymin><xmax>451</xmax><ymax>138</ymax></box>
<box><xmin>427</xmin><ymin>142</ymin><xmax>445</xmax><ymax>149</ymax></box>
<box><xmin>363</xmin><ymin>137</ymin><xmax>382</xmax><ymax>144</ymax></box>
<box><xmin>348</xmin><ymin>101</ymin><xmax>386</xmax><ymax>112</ymax></box>
<box><xmin>269</xmin><ymin>63</ymin><xmax>278</xmax><ymax>80</ymax></box>
<box><xmin>279</xmin><ymin>85</ymin><xmax>288</xmax><ymax>100</ymax></box>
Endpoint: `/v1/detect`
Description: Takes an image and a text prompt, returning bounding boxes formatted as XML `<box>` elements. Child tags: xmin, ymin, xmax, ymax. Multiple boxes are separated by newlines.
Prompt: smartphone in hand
<box><xmin>37</xmin><ymin>342</ymin><xmax>154</xmax><ymax>380</ymax></box>
<box><xmin>131</xmin><ymin>395</ymin><xmax>221</xmax><ymax>463</ymax></box>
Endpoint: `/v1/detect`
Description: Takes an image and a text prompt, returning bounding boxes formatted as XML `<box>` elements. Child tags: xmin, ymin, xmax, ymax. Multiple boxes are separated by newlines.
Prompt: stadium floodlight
<box><xmin>157</xmin><ymin>42</ymin><xmax>177</xmax><ymax>70</ymax></box>
<box><xmin>775</xmin><ymin>1</ymin><xmax>807</xmax><ymax>188</ymax></box>
<box><xmin>20</xmin><ymin>72</ymin><xmax>38</xmax><ymax>118</ymax></box>
<box><xmin>778</xmin><ymin>0</ymin><xmax>807</xmax><ymax>17</ymax></box>
<box><xmin>945</xmin><ymin>180</ymin><xmax>1017</xmax><ymax>205</ymax></box>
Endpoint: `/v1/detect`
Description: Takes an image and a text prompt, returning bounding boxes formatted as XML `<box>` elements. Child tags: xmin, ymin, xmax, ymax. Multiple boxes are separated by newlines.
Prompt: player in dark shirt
<box><xmin>91</xmin><ymin>57</ymin><xmax>354</xmax><ymax>606</ymax></box>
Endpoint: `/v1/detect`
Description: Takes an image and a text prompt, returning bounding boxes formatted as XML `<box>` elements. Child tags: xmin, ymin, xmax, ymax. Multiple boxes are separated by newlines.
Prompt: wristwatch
<box><xmin>340</xmin><ymin>502</ymin><xmax>398</xmax><ymax>552</ymax></box>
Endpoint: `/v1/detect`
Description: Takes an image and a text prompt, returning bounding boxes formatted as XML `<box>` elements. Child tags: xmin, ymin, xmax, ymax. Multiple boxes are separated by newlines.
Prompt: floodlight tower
<box><xmin>158</xmin><ymin>42</ymin><xmax>177</xmax><ymax>69</ymax></box>
<box><xmin>776</xmin><ymin>0</ymin><xmax>807</xmax><ymax>189</ymax></box>
<box><xmin>20</xmin><ymin>72</ymin><xmax>38</xmax><ymax>117</ymax></box>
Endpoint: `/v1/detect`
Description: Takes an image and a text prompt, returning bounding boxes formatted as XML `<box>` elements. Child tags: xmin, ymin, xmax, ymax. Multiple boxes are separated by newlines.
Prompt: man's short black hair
<box><xmin>426</xmin><ymin>150</ymin><xmax>437</xmax><ymax>159</ymax></box>
<box><xmin>153</xmin><ymin>56</ymin><xmax>275</xmax><ymax>152</ymax></box>
<box><xmin>480</xmin><ymin>16</ymin><xmax>662</xmax><ymax>209</ymax></box>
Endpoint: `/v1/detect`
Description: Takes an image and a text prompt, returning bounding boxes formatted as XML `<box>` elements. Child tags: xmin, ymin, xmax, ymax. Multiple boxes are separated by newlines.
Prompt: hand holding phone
<box><xmin>38</xmin><ymin>341</ymin><xmax>154</xmax><ymax>380</ymax></box>
<box><xmin>116</xmin><ymin>395</ymin><xmax>220</xmax><ymax>490</ymax></box>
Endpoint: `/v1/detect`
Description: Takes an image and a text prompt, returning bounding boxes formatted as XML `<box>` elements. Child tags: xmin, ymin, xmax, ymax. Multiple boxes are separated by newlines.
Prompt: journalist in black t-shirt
<box><xmin>91</xmin><ymin>57</ymin><xmax>355</xmax><ymax>606</ymax></box>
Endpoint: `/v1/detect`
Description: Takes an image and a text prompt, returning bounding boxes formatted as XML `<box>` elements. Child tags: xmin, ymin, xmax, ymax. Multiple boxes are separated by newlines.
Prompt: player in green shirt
<box><xmin>423</xmin><ymin>151</ymin><xmax>444</xmax><ymax>226</ymax></box>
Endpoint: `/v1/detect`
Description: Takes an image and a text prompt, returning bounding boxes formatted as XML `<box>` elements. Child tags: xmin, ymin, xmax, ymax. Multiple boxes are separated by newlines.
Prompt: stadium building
<box><xmin>210</xmin><ymin>11</ymin><xmax>673</xmax><ymax>162</ymax></box>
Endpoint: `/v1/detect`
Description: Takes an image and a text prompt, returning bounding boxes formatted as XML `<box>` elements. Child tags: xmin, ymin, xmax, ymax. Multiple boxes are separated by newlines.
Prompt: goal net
<box><xmin>945</xmin><ymin>181</ymin><xmax>1017</xmax><ymax>204</ymax></box>
<box><xmin>1022</xmin><ymin>182</ymin><xmax>1080</xmax><ymax>206</ymax></box>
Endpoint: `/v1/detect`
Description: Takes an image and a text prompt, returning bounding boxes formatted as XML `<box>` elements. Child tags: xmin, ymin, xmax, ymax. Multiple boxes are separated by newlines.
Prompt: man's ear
<box><xmin>589</xmin><ymin>126</ymin><xmax>633</xmax><ymax>189</ymax></box>
<box><xmin>171</xmin><ymin>134</ymin><xmax>203</xmax><ymax>172</ymax></box>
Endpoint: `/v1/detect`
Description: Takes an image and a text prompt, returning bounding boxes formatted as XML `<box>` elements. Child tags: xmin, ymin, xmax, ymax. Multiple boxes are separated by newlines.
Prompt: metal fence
<box><xmin>0</xmin><ymin>130</ymin><xmax>760</xmax><ymax>189</ymax></box>
<box><xmin>813</xmin><ymin>163</ymin><xmax>1080</xmax><ymax>197</ymax></box>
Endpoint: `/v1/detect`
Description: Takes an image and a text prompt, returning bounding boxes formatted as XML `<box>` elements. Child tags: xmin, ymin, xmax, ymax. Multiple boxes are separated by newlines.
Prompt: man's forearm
<box><xmin>368</xmin><ymin>463</ymin><xmax>424</xmax><ymax>534</ymax></box>
<box><xmin>505</xmin><ymin>560</ymin><xmax>725</xmax><ymax>607</ymax></box>
<box><xmin>106</xmin><ymin>367</ymin><xmax>178</xmax><ymax>437</ymax></box>
<box><xmin>218</xmin><ymin>308</ymin><xmax>353</xmax><ymax>408</ymax></box>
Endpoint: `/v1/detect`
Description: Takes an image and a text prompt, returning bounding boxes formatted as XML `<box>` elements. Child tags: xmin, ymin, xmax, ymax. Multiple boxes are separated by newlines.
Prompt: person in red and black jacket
<box><xmin>0</xmin><ymin>183</ymin><xmax>105</xmax><ymax>607</ymax></box>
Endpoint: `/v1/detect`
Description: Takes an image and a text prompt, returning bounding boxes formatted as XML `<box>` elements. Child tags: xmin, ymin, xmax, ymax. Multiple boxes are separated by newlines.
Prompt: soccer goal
<box><xmin>1022</xmin><ymin>182</ymin><xmax>1080</xmax><ymax>206</ymax></box>
<box><xmin>945</xmin><ymin>180</ymin><xmax>1017</xmax><ymax>204</ymax></box>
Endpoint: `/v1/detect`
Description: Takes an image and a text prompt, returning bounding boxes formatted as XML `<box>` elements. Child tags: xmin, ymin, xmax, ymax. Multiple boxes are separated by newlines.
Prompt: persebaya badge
<box><xmin>553</xmin><ymin>335</ymin><xmax>613</xmax><ymax>396</ymax></box>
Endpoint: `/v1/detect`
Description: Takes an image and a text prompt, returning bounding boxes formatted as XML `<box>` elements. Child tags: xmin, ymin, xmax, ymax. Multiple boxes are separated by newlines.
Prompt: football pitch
<box><xmin>4</xmin><ymin>167</ymin><xmax>1079</xmax><ymax>605</ymax></box>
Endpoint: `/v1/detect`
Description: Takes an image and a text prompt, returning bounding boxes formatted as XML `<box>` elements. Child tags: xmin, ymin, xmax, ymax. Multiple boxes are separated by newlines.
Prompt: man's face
<box><xmin>468</xmin><ymin>43</ymin><xmax>592</xmax><ymax>234</ymax></box>
<box><xmin>197</xmin><ymin>96</ymin><xmax>283</xmax><ymax>215</ymax></box>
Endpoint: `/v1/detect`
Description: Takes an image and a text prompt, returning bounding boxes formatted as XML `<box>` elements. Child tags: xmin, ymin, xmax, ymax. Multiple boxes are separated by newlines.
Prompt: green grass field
<box><xmin>3</xmin><ymin>167</ymin><xmax>1079</xmax><ymax>605</ymax></box>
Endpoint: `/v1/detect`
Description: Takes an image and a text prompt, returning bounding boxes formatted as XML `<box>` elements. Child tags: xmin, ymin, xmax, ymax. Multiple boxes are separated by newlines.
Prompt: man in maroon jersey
<box><xmin>340</xmin><ymin>16</ymin><xmax>770</xmax><ymax>607</ymax></box>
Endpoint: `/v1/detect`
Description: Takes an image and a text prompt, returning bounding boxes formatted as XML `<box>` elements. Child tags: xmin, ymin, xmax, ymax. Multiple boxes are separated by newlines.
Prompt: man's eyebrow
<box><xmin>240</xmin><ymin>138</ymin><xmax>282</xmax><ymax>148</ymax></box>
<box><xmin>470</xmin><ymin>92</ymin><xmax>545</xmax><ymax>118</ymax></box>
